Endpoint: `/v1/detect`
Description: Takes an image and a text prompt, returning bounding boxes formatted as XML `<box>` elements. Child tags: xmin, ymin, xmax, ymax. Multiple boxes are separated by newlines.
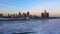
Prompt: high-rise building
<box><xmin>18</xmin><ymin>12</ymin><xmax>21</xmax><ymax>18</ymax></box>
<box><xmin>22</xmin><ymin>13</ymin><xmax>26</xmax><ymax>19</ymax></box>
<box><xmin>15</xmin><ymin>14</ymin><xmax>18</xmax><ymax>18</ymax></box>
<box><xmin>41</xmin><ymin>13</ymin><xmax>45</xmax><ymax>18</ymax></box>
<box><xmin>27</xmin><ymin>12</ymin><xmax>29</xmax><ymax>17</ymax></box>
<box><xmin>11</xmin><ymin>14</ymin><xmax>15</xmax><ymax>18</ymax></box>
<box><xmin>19</xmin><ymin>12</ymin><xmax>21</xmax><ymax>15</ymax></box>
<box><xmin>26</xmin><ymin>11</ymin><xmax>30</xmax><ymax>19</ymax></box>
<box><xmin>0</xmin><ymin>14</ymin><xmax>3</xmax><ymax>18</ymax></box>
<box><xmin>8</xmin><ymin>14</ymin><xmax>11</xmax><ymax>18</ymax></box>
<box><xmin>41</xmin><ymin>10</ymin><xmax>49</xmax><ymax>19</ymax></box>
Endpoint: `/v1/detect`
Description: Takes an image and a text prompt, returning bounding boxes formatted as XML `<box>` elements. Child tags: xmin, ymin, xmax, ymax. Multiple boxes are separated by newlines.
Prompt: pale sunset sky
<box><xmin>0</xmin><ymin>0</ymin><xmax>60</xmax><ymax>17</ymax></box>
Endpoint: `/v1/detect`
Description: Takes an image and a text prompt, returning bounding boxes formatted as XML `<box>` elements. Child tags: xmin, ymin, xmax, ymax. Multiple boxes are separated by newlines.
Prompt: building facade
<box><xmin>0</xmin><ymin>14</ymin><xmax>3</xmax><ymax>18</ymax></box>
<box><xmin>41</xmin><ymin>10</ymin><xmax>49</xmax><ymax>19</ymax></box>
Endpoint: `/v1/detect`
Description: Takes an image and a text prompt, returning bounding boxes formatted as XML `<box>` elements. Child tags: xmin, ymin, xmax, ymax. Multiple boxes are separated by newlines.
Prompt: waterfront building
<box><xmin>41</xmin><ymin>10</ymin><xmax>49</xmax><ymax>19</ymax></box>
<box><xmin>0</xmin><ymin>14</ymin><xmax>3</xmax><ymax>18</ymax></box>
<box><xmin>11</xmin><ymin>14</ymin><xmax>16</xmax><ymax>18</ymax></box>
<box><xmin>15</xmin><ymin>14</ymin><xmax>18</xmax><ymax>18</ymax></box>
<box><xmin>18</xmin><ymin>12</ymin><xmax>21</xmax><ymax>18</ymax></box>
<box><xmin>26</xmin><ymin>11</ymin><xmax>30</xmax><ymax>19</ymax></box>
<box><xmin>22</xmin><ymin>13</ymin><xmax>26</xmax><ymax>19</ymax></box>
<box><xmin>27</xmin><ymin>12</ymin><xmax>29</xmax><ymax>17</ymax></box>
<box><xmin>8</xmin><ymin>14</ymin><xmax>11</xmax><ymax>18</ymax></box>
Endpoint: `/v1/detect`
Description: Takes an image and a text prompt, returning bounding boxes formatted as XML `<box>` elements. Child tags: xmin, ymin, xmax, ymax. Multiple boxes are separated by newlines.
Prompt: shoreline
<box><xmin>0</xmin><ymin>18</ymin><xmax>60</xmax><ymax>21</ymax></box>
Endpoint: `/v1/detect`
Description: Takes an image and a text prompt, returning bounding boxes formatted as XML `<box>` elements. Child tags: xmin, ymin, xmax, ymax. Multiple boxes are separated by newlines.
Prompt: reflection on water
<box><xmin>41</xmin><ymin>19</ymin><xmax>49</xmax><ymax>25</ymax></box>
<box><xmin>0</xmin><ymin>19</ymin><xmax>60</xmax><ymax>34</ymax></box>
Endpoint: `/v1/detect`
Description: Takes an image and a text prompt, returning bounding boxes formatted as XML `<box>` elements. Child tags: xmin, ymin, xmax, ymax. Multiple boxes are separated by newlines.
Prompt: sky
<box><xmin>0</xmin><ymin>0</ymin><xmax>60</xmax><ymax>17</ymax></box>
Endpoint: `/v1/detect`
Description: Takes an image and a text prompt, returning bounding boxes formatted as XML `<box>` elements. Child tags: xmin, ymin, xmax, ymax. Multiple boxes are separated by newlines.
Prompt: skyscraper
<box><xmin>41</xmin><ymin>10</ymin><xmax>49</xmax><ymax>19</ymax></box>
<box><xmin>27</xmin><ymin>11</ymin><xmax>29</xmax><ymax>17</ymax></box>
<box><xmin>19</xmin><ymin>12</ymin><xmax>21</xmax><ymax>15</ymax></box>
<box><xmin>0</xmin><ymin>14</ymin><xmax>3</xmax><ymax>18</ymax></box>
<box><xmin>22</xmin><ymin>13</ymin><xmax>26</xmax><ymax>19</ymax></box>
<box><xmin>26</xmin><ymin>11</ymin><xmax>30</xmax><ymax>19</ymax></box>
<box><xmin>8</xmin><ymin>14</ymin><xmax>11</xmax><ymax>18</ymax></box>
<box><xmin>18</xmin><ymin>12</ymin><xmax>21</xmax><ymax>18</ymax></box>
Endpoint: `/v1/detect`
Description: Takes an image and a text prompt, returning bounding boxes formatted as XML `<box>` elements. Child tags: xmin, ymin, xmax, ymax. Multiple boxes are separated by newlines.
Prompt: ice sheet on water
<box><xmin>0</xmin><ymin>19</ymin><xmax>60</xmax><ymax>34</ymax></box>
<box><xmin>38</xmin><ymin>19</ymin><xmax>60</xmax><ymax>34</ymax></box>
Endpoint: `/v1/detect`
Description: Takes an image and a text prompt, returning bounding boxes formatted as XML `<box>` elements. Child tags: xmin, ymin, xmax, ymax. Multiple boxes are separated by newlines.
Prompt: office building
<box><xmin>8</xmin><ymin>14</ymin><xmax>11</xmax><ymax>18</ymax></box>
<box><xmin>26</xmin><ymin>11</ymin><xmax>30</xmax><ymax>19</ymax></box>
<box><xmin>22</xmin><ymin>13</ymin><xmax>26</xmax><ymax>19</ymax></box>
<box><xmin>27</xmin><ymin>12</ymin><xmax>29</xmax><ymax>17</ymax></box>
<box><xmin>0</xmin><ymin>14</ymin><xmax>3</xmax><ymax>18</ymax></box>
<box><xmin>18</xmin><ymin>12</ymin><xmax>21</xmax><ymax>18</ymax></box>
<box><xmin>41</xmin><ymin>10</ymin><xmax>49</xmax><ymax>18</ymax></box>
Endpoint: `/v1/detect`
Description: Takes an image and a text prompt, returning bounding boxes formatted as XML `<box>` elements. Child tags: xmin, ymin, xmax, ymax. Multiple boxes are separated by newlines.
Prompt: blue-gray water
<box><xmin>0</xmin><ymin>19</ymin><xmax>60</xmax><ymax>34</ymax></box>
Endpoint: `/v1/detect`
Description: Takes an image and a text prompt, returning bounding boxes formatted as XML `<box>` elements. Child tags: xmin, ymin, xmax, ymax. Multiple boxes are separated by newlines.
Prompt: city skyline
<box><xmin>0</xmin><ymin>0</ymin><xmax>60</xmax><ymax>17</ymax></box>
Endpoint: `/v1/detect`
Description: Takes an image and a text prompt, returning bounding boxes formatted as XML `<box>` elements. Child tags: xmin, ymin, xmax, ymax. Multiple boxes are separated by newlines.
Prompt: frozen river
<box><xmin>0</xmin><ymin>19</ymin><xmax>60</xmax><ymax>34</ymax></box>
